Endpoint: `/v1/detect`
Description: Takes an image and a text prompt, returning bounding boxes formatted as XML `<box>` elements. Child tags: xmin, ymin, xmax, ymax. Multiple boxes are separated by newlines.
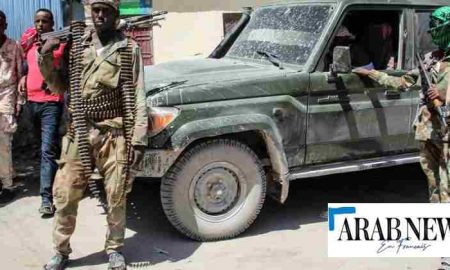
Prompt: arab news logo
<box><xmin>327</xmin><ymin>204</ymin><xmax>450</xmax><ymax>257</ymax></box>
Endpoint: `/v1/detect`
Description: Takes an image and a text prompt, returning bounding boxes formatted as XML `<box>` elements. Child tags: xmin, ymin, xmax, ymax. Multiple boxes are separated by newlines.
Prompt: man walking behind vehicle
<box><xmin>354</xmin><ymin>7</ymin><xmax>450</xmax><ymax>269</ymax></box>
<box><xmin>18</xmin><ymin>9</ymin><xmax>65</xmax><ymax>216</ymax></box>
<box><xmin>39</xmin><ymin>0</ymin><xmax>147</xmax><ymax>269</ymax></box>
<box><xmin>0</xmin><ymin>10</ymin><xmax>23</xmax><ymax>204</ymax></box>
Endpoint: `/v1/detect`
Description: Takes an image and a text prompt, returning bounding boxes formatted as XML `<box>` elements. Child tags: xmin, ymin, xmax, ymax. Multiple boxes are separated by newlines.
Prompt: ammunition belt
<box><xmin>69</xmin><ymin>88</ymin><xmax>123</xmax><ymax>121</ymax></box>
<box><xmin>120</xmin><ymin>41</ymin><xmax>135</xmax><ymax>164</ymax></box>
<box><xmin>69</xmin><ymin>21</ymin><xmax>92</xmax><ymax>179</ymax></box>
<box><xmin>113</xmin><ymin>40</ymin><xmax>135</xmax><ymax>207</ymax></box>
<box><xmin>68</xmin><ymin>21</ymin><xmax>109</xmax><ymax>212</ymax></box>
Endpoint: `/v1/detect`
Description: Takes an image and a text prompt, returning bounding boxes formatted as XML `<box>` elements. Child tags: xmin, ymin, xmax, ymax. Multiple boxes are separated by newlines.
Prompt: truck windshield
<box><xmin>226</xmin><ymin>4</ymin><xmax>333</xmax><ymax>66</ymax></box>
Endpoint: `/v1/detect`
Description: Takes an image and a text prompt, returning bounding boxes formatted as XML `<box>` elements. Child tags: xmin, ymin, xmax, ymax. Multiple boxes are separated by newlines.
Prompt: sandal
<box><xmin>39</xmin><ymin>202</ymin><xmax>55</xmax><ymax>216</ymax></box>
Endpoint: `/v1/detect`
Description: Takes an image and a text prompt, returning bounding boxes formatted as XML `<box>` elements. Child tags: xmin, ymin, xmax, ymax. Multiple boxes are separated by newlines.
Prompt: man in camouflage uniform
<box><xmin>39</xmin><ymin>0</ymin><xmax>147</xmax><ymax>269</ymax></box>
<box><xmin>355</xmin><ymin>8</ymin><xmax>450</xmax><ymax>268</ymax></box>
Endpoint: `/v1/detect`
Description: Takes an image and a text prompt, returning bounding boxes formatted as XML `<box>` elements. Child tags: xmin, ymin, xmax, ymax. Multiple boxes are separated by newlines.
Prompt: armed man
<box><xmin>38</xmin><ymin>0</ymin><xmax>148</xmax><ymax>269</ymax></box>
<box><xmin>355</xmin><ymin>6</ymin><xmax>450</xmax><ymax>203</ymax></box>
<box><xmin>354</xmin><ymin>8</ymin><xmax>450</xmax><ymax>269</ymax></box>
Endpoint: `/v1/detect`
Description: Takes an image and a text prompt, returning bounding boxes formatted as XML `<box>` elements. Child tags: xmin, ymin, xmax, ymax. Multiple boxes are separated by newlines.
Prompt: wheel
<box><xmin>161</xmin><ymin>139</ymin><xmax>266</xmax><ymax>241</ymax></box>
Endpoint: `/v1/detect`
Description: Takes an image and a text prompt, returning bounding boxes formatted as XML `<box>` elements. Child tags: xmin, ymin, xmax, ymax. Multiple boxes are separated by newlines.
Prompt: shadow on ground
<box><xmin>0</xmin><ymin>147</ymin><xmax>43</xmax><ymax>207</ymax></box>
<box><xmin>69</xmin><ymin>180</ymin><xmax>202</xmax><ymax>268</ymax></box>
<box><xmin>71</xmin><ymin>163</ymin><xmax>429</xmax><ymax>268</ymax></box>
<box><xmin>247</xmin><ymin>163</ymin><xmax>428</xmax><ymax>238</ymax></box>
<box><xmin>12</xmin><ymin>159</ymin><xmax>429</xmax><ymax>268</ymax></box>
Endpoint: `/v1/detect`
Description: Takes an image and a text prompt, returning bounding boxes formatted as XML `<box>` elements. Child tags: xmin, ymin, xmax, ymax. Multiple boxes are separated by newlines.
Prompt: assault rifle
<box><xmin>416</xmin><ymin>52</ymin><xmax>449</xmax><ymax>128</ymax></box>
<box><xmin>40</xmin><ymin>10</ymin><xmax>167</xmax><ymax>42</ymax></box>
<box><xmin>119</xmin><ymin>10</ymin><xmax>168</xmax><ymax>29</ymax></box>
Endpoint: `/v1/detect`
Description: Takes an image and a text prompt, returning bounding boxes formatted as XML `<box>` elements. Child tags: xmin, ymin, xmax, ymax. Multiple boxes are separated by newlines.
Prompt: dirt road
<box><xmin>0</xmin><ymin>161</ymin><xmax>441</xmax><ymax>270</ymax></box>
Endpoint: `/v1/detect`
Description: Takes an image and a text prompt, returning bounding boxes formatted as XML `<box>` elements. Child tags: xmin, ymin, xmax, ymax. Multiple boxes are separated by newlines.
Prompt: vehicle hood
<box><xmin>145</xmin><ymin>58</ymin><xmax>305</xmax><ymax>106</ymax></box>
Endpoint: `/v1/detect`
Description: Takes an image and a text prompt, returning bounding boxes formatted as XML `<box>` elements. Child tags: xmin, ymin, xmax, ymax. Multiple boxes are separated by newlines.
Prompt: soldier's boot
<box><xmin>108</xmin><ymin>252</ymin><xmax>126</xmax><ymax>270</ymax></box>
<box><xmin>43</xmin><ymin>254</ymin><xmax>68</xmax><ymax>270</ymax></box>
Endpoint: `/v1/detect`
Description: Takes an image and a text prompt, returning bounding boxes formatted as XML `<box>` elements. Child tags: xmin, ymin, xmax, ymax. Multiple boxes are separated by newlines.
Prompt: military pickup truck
<box><xmin>141</xmin><ymin>0</ymin><xmax>447</xmax><ymax>241</ymax></box>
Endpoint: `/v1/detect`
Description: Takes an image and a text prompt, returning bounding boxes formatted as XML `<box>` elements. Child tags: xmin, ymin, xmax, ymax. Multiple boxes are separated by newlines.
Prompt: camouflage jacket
<box><xmin>38</xmin><ymin>30</ymin><xmax>148</xmax><ymax>146</ymax></box>
<box><xmin>367</xmin><ymin>54</ymin><xmax>450</xmax><ymax>142</ymax></box>
<box><xmin>0</xmin><ymin>38</ymin><xmax>23</xmax><ymax>114</ymax></box>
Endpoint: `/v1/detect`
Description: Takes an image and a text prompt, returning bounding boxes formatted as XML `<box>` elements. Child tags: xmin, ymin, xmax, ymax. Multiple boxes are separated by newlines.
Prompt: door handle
<box><xmin>384</xmin><ymin>90</ymin><xmax>401</xmax><ymax>99</ymax></box>
<box><xmin>317</xmin><ymin>95</ymin><xmax>350</xmax><ymax>104</ymax></box>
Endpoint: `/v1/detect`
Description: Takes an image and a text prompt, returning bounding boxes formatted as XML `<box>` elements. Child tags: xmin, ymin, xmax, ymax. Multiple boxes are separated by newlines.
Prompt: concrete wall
<box><xmin>153</xmin><ymin>11</ymin><xmax>227</xmax><ymax>63</ymax></box>
<box><xmin>151</xmin><ymin>0</ymin><xmax>276</xmax><ymax>63</ymax></box>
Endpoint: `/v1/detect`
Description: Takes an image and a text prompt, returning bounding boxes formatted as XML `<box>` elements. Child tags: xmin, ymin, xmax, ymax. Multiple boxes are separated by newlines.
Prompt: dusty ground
<box><xmin>0</xmin><ymin>157</ymin><xmax>442</xmax><ymax>270</ymax></box>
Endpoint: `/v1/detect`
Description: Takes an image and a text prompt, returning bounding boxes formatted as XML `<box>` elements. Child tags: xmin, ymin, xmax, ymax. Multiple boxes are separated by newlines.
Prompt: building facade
<box><xmin>152</xmin><ymin>0</ymin><xmax>274</xmax><ymax>63</ymax></box>
<box><xmin>0</xmin><ymin>0</ymin><xmax>64</xmax><ymax>41</ymax></box>
<box><xmin>0</xmin><ymin>0</ymin><xmax>274</xmax><ymax>64</ymax></box>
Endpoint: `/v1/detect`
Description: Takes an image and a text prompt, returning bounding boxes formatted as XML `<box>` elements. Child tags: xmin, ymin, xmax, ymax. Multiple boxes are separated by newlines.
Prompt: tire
<box><xmin>161</xmin><ymin>139</ymin><xmax>266</xmax><ymax>241</ymax></box>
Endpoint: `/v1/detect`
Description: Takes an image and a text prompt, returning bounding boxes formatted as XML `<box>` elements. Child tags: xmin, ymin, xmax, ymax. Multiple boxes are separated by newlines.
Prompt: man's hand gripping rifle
<box><xmin>40</xmin><ymin>10</ymin><xmax>168</xmax><ymax>42</ymax></box>
<box><xmin>416</xmin><ymin>52</ymin><xmax>449</xmax><ymax>128</ymax></box>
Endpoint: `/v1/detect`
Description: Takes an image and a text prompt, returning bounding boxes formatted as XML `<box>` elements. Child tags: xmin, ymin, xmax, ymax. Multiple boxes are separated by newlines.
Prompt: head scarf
<box><xmin>429</xmin><ymin>6</ymin><xmax>450</xmax><ymax>52</ymax></box>
<box><xmin>20</xmin><ymin>27</ymin><xmax>38</xmax><ymax>53</ymax></box>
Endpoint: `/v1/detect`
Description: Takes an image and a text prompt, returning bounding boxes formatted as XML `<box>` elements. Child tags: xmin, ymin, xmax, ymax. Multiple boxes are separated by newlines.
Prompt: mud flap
<box><xmin>280</xmin><ymin>175</ymin><xmax>290</xmax><ymax>203</ymax></box>
<box><xmin>267</xmin><ymin>172</ymin><xmax>289</xmax><ymax>204</ymax></box>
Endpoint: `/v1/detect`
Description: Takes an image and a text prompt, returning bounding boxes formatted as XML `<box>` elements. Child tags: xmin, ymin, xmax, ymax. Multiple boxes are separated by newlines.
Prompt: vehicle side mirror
<box><xmin>331</xmin><ymin>46</ymin><xmax>352</xmax><ymax>74</ymax></box>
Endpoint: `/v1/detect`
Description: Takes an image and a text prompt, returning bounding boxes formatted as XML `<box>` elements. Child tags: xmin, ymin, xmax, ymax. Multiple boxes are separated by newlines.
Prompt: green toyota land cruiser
<box><xmin>141</xmin><ymin>0</ymin><xmax>448</xmax><ymax>241</ymax></box>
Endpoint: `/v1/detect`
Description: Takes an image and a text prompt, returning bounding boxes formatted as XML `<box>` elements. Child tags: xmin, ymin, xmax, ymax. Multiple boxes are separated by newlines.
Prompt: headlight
<box><xmin>148</xmin><ymin>107</ymin><xmax>180</xmax><ymax>137</ymax></box>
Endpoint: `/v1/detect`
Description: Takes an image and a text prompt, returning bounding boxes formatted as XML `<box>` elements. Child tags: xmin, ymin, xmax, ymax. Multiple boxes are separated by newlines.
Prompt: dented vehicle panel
<box><xmin>141</xmin><ymin>0</ymin><xmax>449</xmax><ymax>241</ymax></box>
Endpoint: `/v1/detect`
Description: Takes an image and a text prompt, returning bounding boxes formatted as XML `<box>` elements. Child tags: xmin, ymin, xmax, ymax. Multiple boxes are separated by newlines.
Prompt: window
<box><xmin>319</xmin><ymin>9</ymin><xmax>402</xmax><ymax>71</ymax></box>
<box><xmin>226</xmin><ymin>5</ymin><xmax>333</xmax><ymax>66</ymax></box>
<box><xmin>415</xmin><ymin>11</ymin><xmax>438</xmax><ymax>55</ymax></box>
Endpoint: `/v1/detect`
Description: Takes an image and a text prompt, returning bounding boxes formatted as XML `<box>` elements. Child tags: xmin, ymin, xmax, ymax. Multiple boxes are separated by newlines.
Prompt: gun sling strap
<box><xmin>68</xmin><ymin>21</ymin><xmax>136</xmax><ymax>208</ymax></box>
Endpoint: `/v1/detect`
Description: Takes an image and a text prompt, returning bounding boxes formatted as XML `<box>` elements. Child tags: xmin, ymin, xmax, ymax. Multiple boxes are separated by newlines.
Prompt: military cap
<box><xmin>89</xmin><ymin>0</ymin><xmax>120</xmax><ymax>11</ymax></box>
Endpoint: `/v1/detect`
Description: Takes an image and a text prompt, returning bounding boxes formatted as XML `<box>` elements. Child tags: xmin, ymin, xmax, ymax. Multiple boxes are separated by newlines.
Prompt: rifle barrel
<box><xmin>416</xmin><ymin>52</ymin><xmax>445</xmax><ymax>118</ymax></box>
<box><xmin>40</xmin><ymin>27</ymin><xmax>71</xmax><ymax>41</ymax></box>
<box><xmin>40</xmin><ymin>11</ymin><xmax>168</xmax><ymax>40</ymax></box>
<box><xmin>416</xmin><ymin>53</ymin><xmax>433</xmax><ymax>88</ymax></box>
<box><xmin>124</xmin><ymin>11</ymin><xmax>167</xmax><ymax>23</ymax></box>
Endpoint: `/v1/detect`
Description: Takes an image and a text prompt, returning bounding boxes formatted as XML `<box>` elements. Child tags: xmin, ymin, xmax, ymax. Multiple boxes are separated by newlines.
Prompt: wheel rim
<box><xmin>189</xmin><ymin>162</ymin><xmax>248</xmax><ymax>222</ymax></box>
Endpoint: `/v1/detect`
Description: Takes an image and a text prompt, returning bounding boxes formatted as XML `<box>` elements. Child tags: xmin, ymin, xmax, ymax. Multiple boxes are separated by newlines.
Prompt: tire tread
<box><xmin>160</xmin><ymin>139</ymin><xmax>266</xmax><ymax>241</ymax></box>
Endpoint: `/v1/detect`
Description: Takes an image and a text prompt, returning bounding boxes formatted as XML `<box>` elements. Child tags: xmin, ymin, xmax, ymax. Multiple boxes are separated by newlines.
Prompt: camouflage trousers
<box><xmin>52</xmin><ymin>127</ymin><xmax>133</xmax><ymax>256</ymax></box>
<box><xmin>0</xmin><ymin>131</ymin><xmax>13</xmax><ymax>189</ymax></box>
<box><xmin>0</xmin><ymin>113</ymin><xmax>17</xmax><ymax>189</ymax></box>
<box><xmin>419</xmin><ymin>141</ymin><xmax>450</xmax><ymax>203</ymax></box>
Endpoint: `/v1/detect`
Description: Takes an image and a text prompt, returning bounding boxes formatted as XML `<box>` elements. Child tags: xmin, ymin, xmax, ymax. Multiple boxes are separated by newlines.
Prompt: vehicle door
<box><xmin>305</xmin><ymin>7</ymin><xmax>415</xmax><ymax>165</ymax></box>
